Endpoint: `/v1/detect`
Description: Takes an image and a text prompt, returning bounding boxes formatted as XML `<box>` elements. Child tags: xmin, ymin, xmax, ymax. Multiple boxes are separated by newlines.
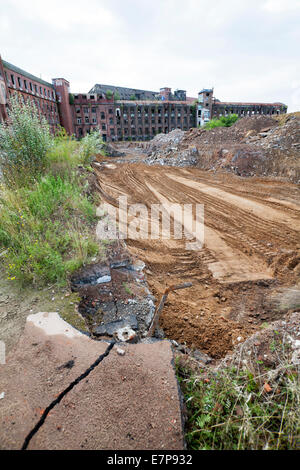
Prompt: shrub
<box><xmin>69</xmin><ymin>93</ymin><xmax>75</xmax><ymax>105</ymax></box>
<box><xmin>0</xmin><ymin>95</ymin><xmax>53</xmax><ymax>187</ymax></box>
<box><xmin>78</xmin><ymin>129</ymin><xmax>104</xmax><ymax>165</ymax></box>
<box><xmin>205</xmin><ymin>114</ymin><xmax>239</xmax><ymax>129</ymax></box>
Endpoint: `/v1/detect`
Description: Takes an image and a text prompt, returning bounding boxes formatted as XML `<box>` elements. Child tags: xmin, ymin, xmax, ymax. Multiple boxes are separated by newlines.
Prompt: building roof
<box><xmin>114</xmin><ymin>100</ymin><xmax>191</xmax><ymax>105</ymax></box>
<box><xmin>186</xmin><ymin>97</ymin><xmax>197</xmax><ymax>104</ymax></box>
<box><xmin>2</xmin><ymin>60</ymin><xmax>54</xmax><ymax>89</ymax></box>
<box><xmin>89</xmin><ymin>84</ymin><xmax>158</xmax><ymax>100</ymax></box>
<box><xmin>215</xmin><ymin>101</ymin><xmax>287</xmax><ymax>107</ymax></box>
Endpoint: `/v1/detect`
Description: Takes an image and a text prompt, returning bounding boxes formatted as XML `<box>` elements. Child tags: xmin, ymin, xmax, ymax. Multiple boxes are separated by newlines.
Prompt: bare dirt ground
<box><xmin>95</xmin><ymin>163</ymin><xmax>300</xmax><ymax>359</ymax></box>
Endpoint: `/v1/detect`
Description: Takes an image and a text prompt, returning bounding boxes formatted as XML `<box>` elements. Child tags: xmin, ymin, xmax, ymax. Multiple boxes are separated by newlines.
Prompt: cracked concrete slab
<box><xmin>0</xmin><ymin>312</ymin><xmax>184</xmax><ymax>450</ymax></box>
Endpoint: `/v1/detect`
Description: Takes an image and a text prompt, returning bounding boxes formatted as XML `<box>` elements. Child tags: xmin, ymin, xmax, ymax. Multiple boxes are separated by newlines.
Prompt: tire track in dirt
<box><xmin>166</xmin><ymin>173</ymin><xmax>300</xmax><ymax>231</ymax></box>
<box><xmin>95</xmin><ymin>163</ymin><xmax>300</xmax><ymax>358</ymax></box>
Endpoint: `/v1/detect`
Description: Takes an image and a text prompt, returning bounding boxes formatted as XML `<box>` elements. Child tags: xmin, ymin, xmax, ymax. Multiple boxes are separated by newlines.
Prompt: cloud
<box><xmin>262</xmin><ymin>0</ymin><xmax>300</xmax><ymax>13</ymax></box>
<box><xmin>1</xmin><ymin>0</ymin><xmax>299</xmax><ymax>111</ymax></box>
<box><xmin>8</xmin><ymin>0</ymin><xmax>119</xmax><ymax>30</ymax></box>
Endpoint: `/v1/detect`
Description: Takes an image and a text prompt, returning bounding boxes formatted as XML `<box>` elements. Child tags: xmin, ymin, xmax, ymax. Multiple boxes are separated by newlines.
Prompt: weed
<box><xmin>176</xmin><ymin>348</ymin><xmax>300</xmax><ymax>450</ymax></box>
<box><xmin>78</xmin><ymin>129</ymin><xmax>104</xmax><ymax>165</ymax></box>
<box><xmin>0</xmin><ymin>95</ymin><xmax>53</xmax><ymax>187</ymax></box>
<box><xmin>122</xmin><ymin>282</ymin><xmax>133</xmax><ymax>295</ymax></box>
<box><xmin>0</xmin><ymin>173</ymin><xmax>99</xmax><ymax>286</ymax></box>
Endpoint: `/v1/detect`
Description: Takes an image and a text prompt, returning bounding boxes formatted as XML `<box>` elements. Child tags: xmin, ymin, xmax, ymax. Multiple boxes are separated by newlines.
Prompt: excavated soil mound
<box><xmin>95</xmin><ymin>163</ymin><xmax>300</xmax><ymax>359</ymax></box>
<box><xmin>233</xmin><ymin>115</ymin><xmax>277</xmax><ymax>133</ymax></box>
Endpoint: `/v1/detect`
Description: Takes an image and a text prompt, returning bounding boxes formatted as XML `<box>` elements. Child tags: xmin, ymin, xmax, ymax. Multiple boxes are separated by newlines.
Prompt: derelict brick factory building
<box><xmin>0</xmin><ymin>55</ymin><xmax>288</xmax><ymax>142</ymax></box>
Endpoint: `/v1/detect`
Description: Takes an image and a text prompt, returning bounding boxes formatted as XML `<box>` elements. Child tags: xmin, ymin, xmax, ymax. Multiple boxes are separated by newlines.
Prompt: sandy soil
<box><xmin>95</xmin><ymin>163</ymin><xmax>300</xmax><ymax>358</ymax></box>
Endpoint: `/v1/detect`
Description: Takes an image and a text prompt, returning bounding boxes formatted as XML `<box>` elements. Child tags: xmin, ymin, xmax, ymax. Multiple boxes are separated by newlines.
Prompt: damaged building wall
<box><xmin>0</xmin><ymin>55</ymin><xmax>288</xmax><ymax>141</ymax></box>
<box><xmin>197</xmin><ymin>88</ymin><xmax>288</xmax><ymax>127</ymax></box>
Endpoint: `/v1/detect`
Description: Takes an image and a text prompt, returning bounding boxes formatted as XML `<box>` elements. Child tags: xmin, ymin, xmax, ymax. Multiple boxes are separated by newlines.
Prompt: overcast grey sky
<box><xmin>1</xmin><ymin>0</ymin><xmax>300</xmax><ymax>111</ymax></box>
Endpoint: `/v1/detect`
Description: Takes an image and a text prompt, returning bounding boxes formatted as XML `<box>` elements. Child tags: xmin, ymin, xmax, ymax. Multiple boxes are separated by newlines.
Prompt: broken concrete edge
<box><xmin>169</xmin><ymin>351</ymin><xmax>188</xmax><ymax>451</ymax></box>
<box><xmin>69</xmin><ymin>203</ymin><xmax>156</xmax><ymax>339</ymax></box>
<box><xmin>23</xmin><ymin>311</ymin><xmax>186</xmax><ymax>449</ymax></box>
<box><xmin>27</xmin><ymin>311</ymin><xmax>187</xmax><ymax>351</ymax></box>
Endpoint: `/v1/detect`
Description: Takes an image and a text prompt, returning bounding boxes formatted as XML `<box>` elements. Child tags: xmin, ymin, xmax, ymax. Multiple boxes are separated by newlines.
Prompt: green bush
<box><xmin>0</xmin><ymin>95</ymin><xmax>53</xmax><ymax>186</ymax></box>
<box><xmin>78</xmin><ymin>129</ymin><xmax>104</xmax><ymax>165</ymax></box>
<box><xmin>205</xmin><ymin>114</ymin><xmax>239</xmax><ymax>129</ymax></box>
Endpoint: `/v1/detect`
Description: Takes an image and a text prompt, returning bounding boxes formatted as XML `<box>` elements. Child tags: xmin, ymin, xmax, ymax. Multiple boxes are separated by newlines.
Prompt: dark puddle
<box><xmin>71</xmin><ymin>242</ymin><xmax>156</xmax><ymax>342</ymax></box>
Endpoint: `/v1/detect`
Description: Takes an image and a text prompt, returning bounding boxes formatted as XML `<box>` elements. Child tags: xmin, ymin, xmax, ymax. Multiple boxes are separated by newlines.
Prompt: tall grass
<box><xmin>0</xmin><ymin>173</ymin><xmax>99</xmax><ymax>285</ymax></box>
<box><xmin>0</xmin><ymin>99</ymin><xmax>104</xmax><ymax>286</ymax></box>
<box><xmin>176</xmin><ymin>336</ymin><xmax>299</xmax><ymax>450</ymax></box>
<box><xmin>0</xmin><ymin>95</ymin><xmax>53</xmax><ymax>187</ymax></box>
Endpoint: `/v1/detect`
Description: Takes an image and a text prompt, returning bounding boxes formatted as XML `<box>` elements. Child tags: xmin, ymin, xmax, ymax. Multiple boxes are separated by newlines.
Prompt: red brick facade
<box><xmin>0</xmin><ymin>55</ymin><xmax>288</xmax><ymax>141</ymax></box>
<box><xmin>0</xmin><ymin>56</ymin><xmax>60</xmax><ymax>134</ymax></box>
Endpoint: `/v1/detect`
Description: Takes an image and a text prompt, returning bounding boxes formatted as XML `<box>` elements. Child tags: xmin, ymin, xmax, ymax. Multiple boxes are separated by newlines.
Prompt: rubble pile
<box><xmin>248</xmin><ymin>116</ymin><xmax>300</xmax><ymax>152</ymax></box>
<box><xmin>138</xmin><ymin>114</ymin><xmax>300</xmax><ymax>182</ymax></box>
<box><xmin>144</xmin><ymin>129</ymin><xmax>197</xmax><ymax>167</ymax></box>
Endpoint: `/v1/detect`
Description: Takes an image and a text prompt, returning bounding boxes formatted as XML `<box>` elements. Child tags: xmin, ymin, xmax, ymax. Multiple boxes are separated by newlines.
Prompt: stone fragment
<box><xmin>116</xmin><ymin>326</ymin><xmax>137</xmax><ymax>343</ymax></box>
<box><xmin>116</xmin><ymin>348</ymin><xmax>125</xmax><ymax>356</ymax></box>
<box><xmin>93</xmin><ymin>314</ymin><xmax>138</xmax><ymax>337</ymax></box>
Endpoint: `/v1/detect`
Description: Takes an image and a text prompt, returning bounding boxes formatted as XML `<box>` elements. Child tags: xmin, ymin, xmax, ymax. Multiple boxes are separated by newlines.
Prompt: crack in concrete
<box><xmin>21</xmin><ymin>341</ymin><xmax>115</xmax><ymax>450</ymax></box>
